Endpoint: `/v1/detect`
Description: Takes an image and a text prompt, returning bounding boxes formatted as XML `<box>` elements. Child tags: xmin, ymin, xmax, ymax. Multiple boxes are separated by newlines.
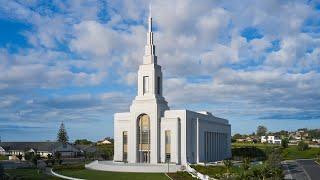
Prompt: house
<box><xmin>261</xmin><ymin>136</ymin><xmax>281</xmax><ymax>144</ymax></box>
<box><xmin>0</xmin><ymin>146</ymin><xmax>6</xmax><ymax>155</ymax></box>
<box><xmin>113</xmin><ymin>12</ymin><xmax>231</xmax><ymax>165</ymax></box>
<box><xmin>312</xmin><ymin>138</ymin><xmax>320</xmax><ymax>143</ymax></box>
<box><xmin>0</xmin><ymin>142</ymin><xmax>81</xmax><ymax>160</ymax></box>
<box><xmin>97</xmin><ymin>139</ymin><xmax>112</xmax><ymax>145</ymax></box>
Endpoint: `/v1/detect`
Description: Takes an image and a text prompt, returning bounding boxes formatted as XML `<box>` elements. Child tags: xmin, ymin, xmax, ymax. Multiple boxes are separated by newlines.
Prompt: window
<box><xmin>123</xmin><ymin>131</ymin><xmax>128</xmax><ymax>161</ymax></box>
<box><xmin>157</xmin><ymin>77</ymin><xmax>161</xmax><ymax>95</ymax></box>
<box><xmin>143</xmin><ymin>76</ymin><xmax>149</xmax><ymax>94</ymax></box>
<box><xmin>165</xmin><ymin>130</ymin><xmax>171</xmax><ymax>162</ymax></box>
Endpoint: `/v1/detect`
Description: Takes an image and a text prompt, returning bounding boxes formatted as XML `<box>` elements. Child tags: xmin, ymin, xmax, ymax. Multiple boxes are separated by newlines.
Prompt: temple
<box><xmin>113</xmin><ymin>8</ymin><xmax>231</xmax><ymax>165</ymax></box>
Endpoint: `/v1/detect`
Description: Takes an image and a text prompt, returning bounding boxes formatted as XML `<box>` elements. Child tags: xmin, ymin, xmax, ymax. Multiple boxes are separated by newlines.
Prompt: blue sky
<box><xmin>0</xmin><ymin>0</ymin><xmax>319</xmax><ymax>142</ymax></box>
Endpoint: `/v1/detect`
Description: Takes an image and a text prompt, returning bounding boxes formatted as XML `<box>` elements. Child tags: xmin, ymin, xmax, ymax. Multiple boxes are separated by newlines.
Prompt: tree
<box><xmin>16</xmin><ymin>154</ymin><xmax>23</xmax><ymax>161</ymax></box>
<box><xmin>55</xmin><ymin>152</ymin><xmax>63</xmax><ymax>165</ymax></box>
<box><xmin>281</xmin><ymin>138</ymin><xmax>289</xmax><ymax>148</ymax></box>
<box><xmin>297</xmin><ymin>141</ymin><xmax>309</xmax><ymax>151</ymax></box>
<box><xmin>57</xmin><ymin>122</ymin><xmax>69</xmax><ymax>144</ymax></box>
<box><xmin>74</xmin><ymin>139</ymin><xmax>92</xmax><ymax>145</ymax></box>
<box><xmin>256</xmin><ymin>125</ymin><xmax>267</xmax><ymax>136</ymax></box>
<box><xmin>24</xmin><ymin>152</ymin><xmax>34</xmax><ymax>161</ymax></box>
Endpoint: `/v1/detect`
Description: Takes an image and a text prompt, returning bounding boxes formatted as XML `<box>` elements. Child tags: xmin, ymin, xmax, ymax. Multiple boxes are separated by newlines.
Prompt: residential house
<box><xmin>0</xmin><ymin>142</ymin><xmax>81</xmax><ymax>160</ymax></box>
<box><xmin>97</xmin><ymin>138</ymin><xmax>112</xmax><ymax>145</ymax></box>
<box><xmin>261</xmin><ymin>136</ymin><xmax>281</xmax><ymax>144</ymax></box>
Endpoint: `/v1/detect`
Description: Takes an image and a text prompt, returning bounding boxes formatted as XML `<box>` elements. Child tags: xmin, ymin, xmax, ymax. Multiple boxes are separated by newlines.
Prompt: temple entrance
<box><xmin>137</xmin><ymin>114</ymin><xmax>150</xmax><ymax>163</ymax></box>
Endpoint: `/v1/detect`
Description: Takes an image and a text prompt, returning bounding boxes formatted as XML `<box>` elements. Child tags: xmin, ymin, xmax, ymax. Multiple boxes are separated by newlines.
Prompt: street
<box><xmin>283</xmin><ymin>159</ymin><xmax>320</xmax><ymax>180</ymax></box>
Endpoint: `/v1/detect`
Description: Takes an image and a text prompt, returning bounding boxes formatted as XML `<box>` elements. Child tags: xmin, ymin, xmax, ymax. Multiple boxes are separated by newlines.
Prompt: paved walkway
<box><xmin>86</xmin><ymin>160</ymin><xmax>181</xmax><ymax>173</ymax></box>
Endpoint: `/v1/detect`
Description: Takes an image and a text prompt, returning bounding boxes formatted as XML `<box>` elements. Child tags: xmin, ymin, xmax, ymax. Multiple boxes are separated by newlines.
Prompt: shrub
<box><xmin>232</xmin><ymin>146</ymin><xmax>266</xmax><ymax>160</ymax></box>
<box><xmin>281</xmin><ymin>138</ymin><xmax>289</xmax><ymax>148</ymax></box>
<box><xmin>297</xmin><ymin>141</ymin><xmax>309</xmax><ymax>151</ymax></box>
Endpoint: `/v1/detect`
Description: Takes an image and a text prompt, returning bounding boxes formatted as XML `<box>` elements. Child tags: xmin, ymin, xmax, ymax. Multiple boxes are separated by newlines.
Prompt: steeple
<box><xmin>143</xmin><ymin>4</ymin><xmax>157</xmax><ymax>64</ymax></box>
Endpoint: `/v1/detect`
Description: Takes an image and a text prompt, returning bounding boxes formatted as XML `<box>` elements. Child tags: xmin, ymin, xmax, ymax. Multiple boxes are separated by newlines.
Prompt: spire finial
<box><xmin>148</xmin><ymin>3</ymin><xmax>152</xmax><ymax>32</ymax></box>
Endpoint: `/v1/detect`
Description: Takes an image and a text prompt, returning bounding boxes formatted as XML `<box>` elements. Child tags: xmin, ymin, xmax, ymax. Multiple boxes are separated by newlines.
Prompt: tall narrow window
<box><xmin>123</xmin><ymin>131</ymin><xmax>128</xmax><ymax>162</ymax></box>
<box><xmin>165</xmin><ymin>130</ymin><xmax>171</xmax><ymax>162</ymax></box>
<box><xmin>143</xmin><ymin>76</ymin><xmax>149</xmax><ymax>94</ymax></box>
<box><xmin>157</xmin><ymin>77</ymin><xmax>161</xmax><ymax>95</ymax></box>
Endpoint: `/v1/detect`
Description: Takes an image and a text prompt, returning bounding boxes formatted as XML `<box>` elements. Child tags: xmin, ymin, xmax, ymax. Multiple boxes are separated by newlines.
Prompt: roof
<box><xmin>75</xmin><ymin>144</ymin><xmax>97</xmax><ymax>153</ymax></box>
<box><xmin>97</xmin><ymin>139</ymin><xmax>111</xmax><ymax>144</ymax></box>
<box><xmin>0</xmin><ymin>142</ymin><xmax>78</xmax><ymax>152</ymax></box>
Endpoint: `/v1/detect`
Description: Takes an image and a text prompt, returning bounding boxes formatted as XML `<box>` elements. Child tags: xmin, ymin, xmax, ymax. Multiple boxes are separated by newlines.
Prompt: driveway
<box><xmin>283</xmin><ymin>159</ymin><xmax>320</xmax><ymax>180</ymax></box>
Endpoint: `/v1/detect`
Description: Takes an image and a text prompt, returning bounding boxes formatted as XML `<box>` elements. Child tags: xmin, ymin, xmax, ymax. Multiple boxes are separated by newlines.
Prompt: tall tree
<box><xmin>256</xmin><ymin>125</ymin><xmax>268</xmax><ymax>136</ymax></box>
<box><xmin>57</xmin><ymin>122</ymin><xmax>69</xmax><ymax>143</ymax></box>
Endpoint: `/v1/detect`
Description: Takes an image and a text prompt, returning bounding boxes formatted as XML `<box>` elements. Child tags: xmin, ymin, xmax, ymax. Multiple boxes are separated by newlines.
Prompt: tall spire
<box><xmin>148</xmin><ymin>4</ymin><xmax>152</xmax><ymax>32</ymax></box>
<box><xmin>143</xmin><ymin>3</ymin><xmax>157</xmax><ymax>64</ymax></box>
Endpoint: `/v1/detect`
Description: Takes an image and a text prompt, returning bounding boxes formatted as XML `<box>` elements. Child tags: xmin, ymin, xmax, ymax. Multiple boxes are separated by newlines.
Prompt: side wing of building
<box><xmin>161</xmin><ymin>110</ymin><xmax>231</xmax><ymax>165</ymax></box>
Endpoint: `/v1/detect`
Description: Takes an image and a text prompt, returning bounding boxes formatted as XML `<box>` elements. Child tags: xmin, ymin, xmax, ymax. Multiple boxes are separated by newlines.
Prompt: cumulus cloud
<box><xmin>0</xmin><ymin>0</ymin><xmax>319</xmax><ymax>140</ymax></box>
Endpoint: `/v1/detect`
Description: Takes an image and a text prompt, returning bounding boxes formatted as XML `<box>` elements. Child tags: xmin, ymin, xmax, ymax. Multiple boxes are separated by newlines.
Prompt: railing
<box><xmin>185</xmin><ymin>163</ymin><xmax>214</xmax><ymax>180</ymax></box>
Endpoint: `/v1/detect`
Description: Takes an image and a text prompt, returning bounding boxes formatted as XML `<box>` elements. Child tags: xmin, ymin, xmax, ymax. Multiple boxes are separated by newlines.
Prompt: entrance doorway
<box><xmin>137</xmin><ymin>114</ymin><xmax>151</xmax><ymax>163</ymax></box>
<box><xmin>143</xmin><ymin>151</ymin><xmax>149</xmax><ymax>163</ymax></box>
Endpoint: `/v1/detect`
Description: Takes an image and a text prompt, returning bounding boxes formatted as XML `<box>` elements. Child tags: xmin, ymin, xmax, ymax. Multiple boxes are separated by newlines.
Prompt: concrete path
<box><xmin>86</xmin><ymin>160</ymin><xmax>181</xmax><ymax>173</ymax></box>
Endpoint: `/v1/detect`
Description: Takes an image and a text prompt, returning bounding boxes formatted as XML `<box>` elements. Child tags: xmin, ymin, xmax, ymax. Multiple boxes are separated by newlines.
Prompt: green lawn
<box><xmin>57</xmin><ymin>169</ymin><xmax>169</xmax><ymax>180</ymax></box>
<box><xmin>167</xmin><ymin>171</ymin><xmax>197</xmax><ymax>180</ymax></box>
<box><xmin>5</xmin><ymin>168</ymin><xmax>59</xmax><ymax>180</ymax></box>
<box><xmin>232</xmin><ymin>143</ymin><xmax>320</xmax><ymax>160</ymax></box>
<box><xmin>282</xmin><ymin>146</ymin><xmax>320</xmax><ymax>160</ymax></box>
<box><xmin>232</xmin><ymin>143</ymin><xmax>279</xmax><ymax>149</ymax></box>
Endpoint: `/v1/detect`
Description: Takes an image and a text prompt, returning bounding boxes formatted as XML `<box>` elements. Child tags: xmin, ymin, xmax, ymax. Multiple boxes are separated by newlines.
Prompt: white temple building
<box><xmin>113</xmin><ymin>11</ymin><xmax>231</xmax><ymax>165</ymax></box>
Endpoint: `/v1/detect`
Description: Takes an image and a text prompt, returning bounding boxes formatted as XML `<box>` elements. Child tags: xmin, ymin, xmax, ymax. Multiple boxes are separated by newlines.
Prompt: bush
<box><xmin>232</xmin><ymin>146</ymin><xmax>266</xmax><ymax>160</ymax></box>
<box><xmin>53</xmin><ymin>164</ymin><xmax>85</xmax><ymax>171</ymax></box>
<box><xmin>281</xmin><ymin>138</ymin><xmax>289</xmax><ymax>148</ymax></box>
<box><xmin>297</xmin><ymin>141</ymin><xmax>309</xmax><ymax>151</ymax></box>
<box><xmin>24</xmin><ymin>152</ymin><xmax>34</xmax><ymax>161</ymax></box>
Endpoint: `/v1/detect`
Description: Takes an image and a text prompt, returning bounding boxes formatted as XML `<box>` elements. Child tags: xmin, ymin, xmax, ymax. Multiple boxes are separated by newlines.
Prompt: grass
<box><xmin>5</xmin><ymin>168</ymin><xmax>59</xmax><ymax>180</ymax></box>
<box><xmin>56</xmin><ymin>169</ymin><xmax>169</xmax><ymax>180</ymax></box>
<box><xmin>282</xmin><ymin>146</ymin><xmax>320</xmax><ymax>160</ymax></box>
<box><xmin>167</xmin><ymin>171</ymin><xmax>197</xmax><ymax>180</ymax></box>
<box><xmin>232</xmin><ymin>143</ymin><xmax>320</xmax><ymax>160</ymax></box>
<box><xmin>0</xmin><ymin>155</ymin><xmax>8</xmax><ymax>160</ymax></box>
<box><xmin>232</xmin><ymin>143</ymin><xmax>279</xmax><ymax>149</ymax></box>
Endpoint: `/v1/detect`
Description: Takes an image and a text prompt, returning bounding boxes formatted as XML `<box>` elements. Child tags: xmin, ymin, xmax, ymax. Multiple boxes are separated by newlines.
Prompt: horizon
<box><xmin>0</xmin><ymin>1</ymin><xmax>319</xmax><ymax>142</ymax></box>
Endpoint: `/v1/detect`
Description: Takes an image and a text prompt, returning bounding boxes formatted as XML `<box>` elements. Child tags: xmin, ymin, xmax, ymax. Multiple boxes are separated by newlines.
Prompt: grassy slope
<box><xmin>57</xmin><ymin>169</ymin><xmax>169</xmax><ymax>180</ymax></box>
<box><xmin>167</xmin><ymin>171</ymin><xmax>197</xmax><ymax>180</ymax></box>
<box><xmin>232</xmin><ymin>143</ymin><xmax>320</xmax><ymax>160</ymax></box>
<box><xmin>282</xmin><ymin>146</ymin><xmax>320</xmax><ymax>160</ymax></box>
<box><xmin>5</xmin><ymin>168</ymin><xmax>59</xmax><ymax>180</ymax></box>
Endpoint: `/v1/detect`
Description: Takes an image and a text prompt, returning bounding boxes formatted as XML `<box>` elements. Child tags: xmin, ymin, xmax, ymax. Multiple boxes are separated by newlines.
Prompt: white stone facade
<box><xmin>113</xmin><ymin>12</ymin><xmax>231</xmax><ymax>165</ymax></box>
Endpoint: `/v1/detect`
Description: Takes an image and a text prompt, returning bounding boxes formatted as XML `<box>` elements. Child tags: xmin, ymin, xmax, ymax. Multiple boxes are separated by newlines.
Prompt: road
<box><xmin>283</xmin><ymin>159</ymin><xmax>320</xmax><ymax>180</ymax></box>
